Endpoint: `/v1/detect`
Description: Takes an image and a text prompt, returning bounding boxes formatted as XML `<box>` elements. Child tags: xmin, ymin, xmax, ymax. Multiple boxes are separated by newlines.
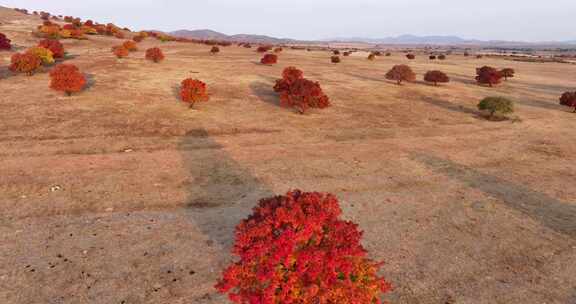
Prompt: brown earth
<box><xmin>1</xmin><ymin>7</ymin><xmax>576</xmax><ymax>304</ymax></box>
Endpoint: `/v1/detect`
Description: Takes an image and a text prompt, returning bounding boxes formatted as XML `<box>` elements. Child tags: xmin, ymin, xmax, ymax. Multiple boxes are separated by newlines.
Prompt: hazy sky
<box><xmin>2</xmin><ymin>0</ymin><xmax>575</xmax><ymax>41</ymax></box>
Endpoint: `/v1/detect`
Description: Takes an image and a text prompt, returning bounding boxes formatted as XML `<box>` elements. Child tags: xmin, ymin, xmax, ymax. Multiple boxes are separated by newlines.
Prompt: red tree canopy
<box><xmin>476</xmin><ymin>66</ymin><xmax>502</xmax><ymax>87</ymax></box>
<box><xmin>216</xmin><ymin>190</ymin><xmax>392</xmax><ymax>304</ymax></box>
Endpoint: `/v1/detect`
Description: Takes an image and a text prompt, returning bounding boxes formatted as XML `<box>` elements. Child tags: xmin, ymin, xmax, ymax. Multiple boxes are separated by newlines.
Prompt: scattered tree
<box><xmin>38</xmin><ymin>39</ymin><xmax>65</xmax><ymax>59</ymax></box>
<box><xmin>122</xmin><ymin>40</ymin><xmax>138</xmax><ymax>52</ymax></box>
<box><xmin>333</xmin><ymin>50</ymin><xmax>340</xmax><ymax>55</ymax></box>
<box><xmin>279</xmin><ymin>78</ymin><xmax>330</xmax><ymax>114</ymax></box>
<box><xmin>343</xmin><ymin>51</ymin><xmax>351</xmax><ymax>56</ymax></box>
<box><xmin>500</xmin><ymin>68</ymin><xmax>515</xmax><ymax>81</ymax></box>
<box><xmin>210</xmin><ymin>46</ymin><xmax>220</xmax><ymax>54</ymax></box>
<box><xmin>274</xmin><ymin>66</ymin><xmax>304</xmax><ymax>93</ymax></box>
<box><xmin>274</xmin><ymin>47</ymin><xmax>283</xmax><ymax>53</ymax></box>
<box><xmin>113</xmin><ymin>46</ymin><xmax>129</xmax><ymax>58</ymax></box>
<box><xmin>26</xmin><ymin>47</ymin><xmax>55</xmax><ymax>65</ymax></box>
<box><xmin>256</xmin><ymin>45</ymin><xmax>271</xmax><ymax>53</ymax></box>
<box><xmin>0</xmin><ymin>33</ymin><xmax>11</xmax><ymax>50</ymax></box>
<box><xmin>559</xmin><ymin>91</ymin><xmax>576</xmax><ymax>113</ymax></box>
<box><xmin>145</xmin><ymin>47</ymin><xmax>164</xmax><ymax>63</ymax></box>
<box><xmin>429</xmin><ymin>55</ymin><xmax>436</xmax><ymax>60</ymax></box>
<box><xmin>260</xmin><ymin>54</ymin><xmax>278</xmax><ymax>65</ymax></box>
<box><xmin>477</xmin><ymin>96</ymin><xmax>514</xmax><ymax>118</ymax></box>
<box><xmin>49</xmin><ymin>64</ymin><xmax>87</xmax><ymax>96</ymax></box>
<box><xmin>9</xmin><ymin>53</ymin><xmax>42</xmax><ymax>75</ymax></box>
<box><xmin>331</xmin><ymin>55</ymin><xmax>341</xmax><ymax>63</ymax></box>
<box><xmin>180</xmin><ymin>78</ymin><xmax>209</xmax><ymax>108</ymax></box>
<box><xmin>438</xmin><ymin>54</ymin><xmax>446</xmax><ymax>60</ymax></box>
<box><xmin>476</xmin><ymin>66</ymin><xmax>503</xmax><ymax>87</ymax></box>
<box><xmin>406</xmin><ymin>54</ymin><xmax>415</xmax><ymax>60</ymax></box>
<box><xmin>216</xmin><ymin>190</ymin><xmax>392</xmax><ymax>303</ymax></box>
<box><xmin>367</xmin><ymin>53</ymin><xmax>376</xmax><ymax>60</ymax></box>
<box><xmin>386</xmin><ymin>64</ymin><xmax>416</xmax><ymax>85</ymax></box>
<box><xmin>424</xmin><ymin>70</ymin><xmax>450</xmax><ymax>86</ymax></box>
<box><xmin>476</xmin><ymin>54</ymin><xmax>483</xmax><ymax>59</ymax></box>
<box><xmin>385</xmin><ymin>52</ymin><xmax>391</xmax><ymax>56</ymax></box>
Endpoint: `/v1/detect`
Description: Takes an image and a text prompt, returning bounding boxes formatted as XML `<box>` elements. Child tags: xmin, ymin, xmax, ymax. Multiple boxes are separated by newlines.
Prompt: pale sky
<box><xmin>2</xmin><ymin>0</ymin><xmax>575</xmax><ymax>42</ymax></box>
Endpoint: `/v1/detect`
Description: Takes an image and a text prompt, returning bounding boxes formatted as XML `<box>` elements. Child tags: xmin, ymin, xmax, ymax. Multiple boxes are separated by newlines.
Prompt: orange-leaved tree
<box><xmin>216</xmin><ymin>190</ymin><xmax>392</xmax><ymax>304</ymax></box>
<box><xmin>49</xmin><ymin>63</ymin><xmax>87</xmax><ymax>96</ymax></box>
<box><xmin>180</xmin><ymin>78</ymin><xmax>210</xmax><ymax>108</ymax></box>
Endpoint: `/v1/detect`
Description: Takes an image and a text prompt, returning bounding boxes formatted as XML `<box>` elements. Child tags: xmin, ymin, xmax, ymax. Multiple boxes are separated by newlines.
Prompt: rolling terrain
<box><xmin>1</xmin><ymin>7</ymin><xmax>576</xmax><ymax>304</ymax></box>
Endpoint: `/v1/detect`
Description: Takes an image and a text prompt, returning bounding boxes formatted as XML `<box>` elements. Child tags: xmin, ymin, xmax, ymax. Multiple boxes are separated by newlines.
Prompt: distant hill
<box><xmin>169</xmin><ymin>29</ymin><xmax>297</xmax><ymax>44</ymax></box>
<box><xmin>326</xmin><ymin>34</ymin><xmax>576</xmax><ymax>47</ymax></box>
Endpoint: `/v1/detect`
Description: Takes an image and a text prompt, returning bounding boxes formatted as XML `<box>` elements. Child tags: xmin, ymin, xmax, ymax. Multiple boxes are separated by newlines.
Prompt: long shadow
<box><xmin>412</xmin><ymin>153</ymin><xmax>576</xmax><ymax>238</ymax></box>
<box><xmin>514</xmin><ymin>97</ymin><xmax>567</xmax><ymax>112</ymax></box>
<box><xmin>419</xmin><ymin>96</ymin><xmax>480</xmax><ymax>116</ymax></box>
<box><xmin>179</xmin><ymin>129</ymin><xmax>275</xmax><ymax>250</ymax></box>
<box><xmin>249</xmin><ymin>81</ymin><xmax>282</xmax><ymax>108</ymax></box>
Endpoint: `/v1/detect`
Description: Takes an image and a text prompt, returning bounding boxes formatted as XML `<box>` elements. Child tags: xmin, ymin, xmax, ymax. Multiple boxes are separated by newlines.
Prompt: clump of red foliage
<box><xmin>559</xmin><ymin>92</ymin><xmax>576</xmax><ymax>113</ymax></box>
<box><xmin>331</xmin><ymin>55</ymin><xmax>341</xmax><ymax>63</ymax></box>
<box><xmin>180</xmin><ymin>78</ymin><xmax>210</xmax><ymax>108</ymax></box>
<box><xmin>475</xmin><ymin>66</ymin><xmax>502</xmax><ymax>87</ymax></box>
<box><xmin>49</xmin><ymin>64</ymin><xmax>87</xmax><ymax>96</ymax></box>
<box><xmin>122</xmin><ymin>40</ymin><xmax>138</xmax><ymax>51</ymax></box>
<box><xmin>216</xmin><ymin>190</ymin><xmax>392</xmax><ymax>304</ymax></box>
<box><xmin>38</xmin><ymin>39</ymin><xmax>65</xmax><ymax>59</ymax></box>
<box><xmin>424</xmin><ymin>70</ymin><xmax>450</xmax><ymax>86</ymax></box>
<box><xmin>260</xmin><ymin>54</ymin><xmax>278</xmax><ymax>65</ymax></box>
<box><xmin>9</xmin><ymin>53</ymin><xmax>42</xmax><ymax>75</ymax></box>
<box><xmin>0</xmin><ymin>32</ymin><xmax>11</xmax><ymax>50</ymax></box>
<box><xmin>210</xmin><ymin>46</ymin><xmax>220</xmax><ymax>54</ymax></box>
<box><xmin>386</xmin><ymin>64</ymin><xmax>416</xmax><ymax>85</ymax></box>
<box><xmin>274</xmin><ymin>66</ymin><xmax>304</xmax><ymax>93</ymax></box>
<box><xmin>113</xmin><ymin>46</ymin><xmax>129</xmax><ymax>58</ymax></box>
<box><xmin>274</xmin><ymin>67</ymin><xmax>330</xmax><ymax>114</ymax></box>
<box><xmin>256</xmin><ymin>45</ymin><xmax>272</xmax><ymax>53</ymax></box>
<box><xmin>145</xmin><ymin>47</ymin><xmax>164</xmax><ymax>63</ymax></box>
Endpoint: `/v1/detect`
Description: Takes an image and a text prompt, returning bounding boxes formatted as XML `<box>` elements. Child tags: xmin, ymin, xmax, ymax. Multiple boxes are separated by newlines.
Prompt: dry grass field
<box><xmin>1</xmin><ymin>7</ymin><xmax>576</xmax><ymax>304</ymax></box>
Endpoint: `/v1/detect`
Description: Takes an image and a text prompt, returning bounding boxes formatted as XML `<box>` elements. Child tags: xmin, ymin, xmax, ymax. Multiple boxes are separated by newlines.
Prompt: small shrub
<box><xmin>559</xmin><ymin>91</ymin><xmax>576</xmax><ymax>113</ymax></box>
<box><xmin>26</xmin><ymin>47</ymin><xmax>55</xmax><ymax>65</ymax></box>
<box><xmin>180</xmin><ymin>78</ymin><xmax>209</xmax><ymax>108</ymax></box>
<box><xmin>256</xmin><ymin>45</ymin><xmax>271</xmax><ymax>53</ymax></box>
<box><xmin>386</xmin><ymin>64</ymin><xmax>416</xmax><ymax>85</ymax></box>
<box><xmin>367</xmin><ymin>53</ymin><xmax>376</xmax><ymax>60</ymax></box>
<box><xmin>0</xmin><ymin>32</ymin><xmax>11</xmax><ymax>50</ymax></box>
<box><xmin>274</xmin><ymin>66</ymin><xmax>304</xmax><ymax>93</ymax></box>
<box><xmin>478</xmin><ymin>96</ymin><xmax>514</xmax><ymax>118</ymax></box>
<box><xmin>122</xmin><ymin>40</ymin><xmax>138</xmax><ymax>52</ymax></box>
<box><xmin>429</xmin><ymin>55</ymin><xmax>436</xmax><ymax>60</ymax></box>
<box><xmin>476</xmin><ymin>66</ymin><xmax>502</xmax><ymax>87</ymax></box>
<box><xmin>133</xmin><ymin>35</ymin><xmax>144</xmax><ymax>42</ymax></box>
<box><xmin>274</xmin><ymin>47</ymin><xmax>283</xmax><ymax>53</ymax></box>
<box><xmin>279</xmin><ymin>78</ymin><xmax>330</xmax><ymax>114</ymax></box>
<box><xmin>210</xmin><ymin>46</ymin><xmax>220</xmax><ymax>54</ymax></box>
<box><xmin>500</xmin><ymin>68</ymin><xmax>515</xmax><ymax>81</ymax></box>
<box><xmin>343</xmin><ymin>51</ymin><xmax>351</xmax><ymax>56</ymax></box>
<box><xmin>385</xmin><ymin>52</ymin><xmax>391</xmax><ymax>56</ymax></box>
<box><xmin>464</xmin><ymin>52</ymin><xmax>470</xmax><ymax>57</ymax></box>
<box><xmin>145</xmin><ymin>47</ymin><xmax>164</xmax><ymax>63</ymax></box>
<box><xmin>115</xmin><ymin>31</ymin><xmax>125</xmax><ymax>39</ymax></box>
<box><xmin>9</xmin><ymin>52</ymin><xmax>42</xmax><ymax>75</ymax></box>
<box><xmin>38</xmin><ymin>39</ymin><xmax>65</xmax><ymax>59</ymax></box>
<box><xmin>49</xmin><ymin>64</ymin><xmax>87</xmax><ymax>96</ymax></box>
<box><xmin>438</xmin><ymin>54</ymin><xmax>446</xmax><ymax>60</ymax></box>
<box><xmin>216</xmin><ymin>190</ymin><xmax>392</xmax><ymax>303</ymax></box>
<box><xmin>406</xmin><ymin>54</ymin><xmax>415</xmax><ymax>60</ymax></box>
<box><xmin>331</xmin><ymin>55</ymin><xmax>341</xmax><ymax>63</ymax></box>
<box><xmin>260</xmin><ymin>54</ymin><xmax>278</xmax><ymax>65</ymax></box>
<box><xmin>424</xmin><ymin>70</ymin><xmax>450</xmax><ymax>86</ymax></box>
<box><xmin>333</xmin><ymin>50</ymin><xmax>340</xmax><ymax>55</ymax></box>
<box><xmin>113</xmin><ymin>46</ymin><xmax>129</xmax><ymax>58</ymax></box>
<box><xmin>476</xmin><ymin>54</ymin><xmax>483</xmax><ymax>59</ymax></box>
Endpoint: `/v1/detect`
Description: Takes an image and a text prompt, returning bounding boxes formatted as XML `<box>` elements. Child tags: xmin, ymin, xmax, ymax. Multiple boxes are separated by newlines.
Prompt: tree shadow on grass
<box><xmin>249</xmin><ymin>81</ymin><xmax>282</xmax><ymax>108</ymax></box>
<box><xmin>419</xmin><ymin>96</ymin><xmax>481</xmax><ymax>117</ymax></box>
<box><xmin>179</xmin><ymin>129</ymin><xmax>275</xmax><ymax>250</ymax></box>
<box><xmin>412</xmin><ymin>153</ymin><xmax>576</xmax><ymax>238</ymax></box>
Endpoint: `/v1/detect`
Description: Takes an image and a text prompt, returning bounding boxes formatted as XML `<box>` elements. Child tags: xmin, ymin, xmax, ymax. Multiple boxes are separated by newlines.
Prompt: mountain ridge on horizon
<box><xmin>170</xmin><ymin>29</ymin><xmax>576</xmax><ymax>46</ymax></box>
